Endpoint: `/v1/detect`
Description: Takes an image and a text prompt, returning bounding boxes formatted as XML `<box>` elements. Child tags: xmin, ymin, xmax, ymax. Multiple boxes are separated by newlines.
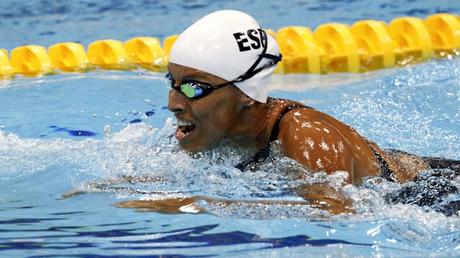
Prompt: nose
<box><xmin>168</xmin><ymin>89</ymin><xmax>187</xmax><ymax>114</ymax></box>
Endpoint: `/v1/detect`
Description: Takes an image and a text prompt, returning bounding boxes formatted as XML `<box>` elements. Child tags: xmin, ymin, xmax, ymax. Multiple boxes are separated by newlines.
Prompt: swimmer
<box><xmin>118</xmin><ymin>10</ymin><xmax>460</xmax><ymax>215</ymax></box>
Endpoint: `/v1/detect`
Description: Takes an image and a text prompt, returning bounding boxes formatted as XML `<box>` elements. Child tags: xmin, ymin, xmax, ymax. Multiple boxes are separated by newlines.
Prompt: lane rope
<box><xmin>1</xmin><ymin>13</ymin><xmax>459</xmax><ymax>80</ymax></box>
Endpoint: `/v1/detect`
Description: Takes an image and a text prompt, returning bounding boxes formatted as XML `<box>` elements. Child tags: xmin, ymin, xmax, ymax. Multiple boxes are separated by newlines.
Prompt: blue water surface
<box><xmin>1</xmin><ymin>1</ymin><xmax>460</xmax><ymax>257</ymax></box>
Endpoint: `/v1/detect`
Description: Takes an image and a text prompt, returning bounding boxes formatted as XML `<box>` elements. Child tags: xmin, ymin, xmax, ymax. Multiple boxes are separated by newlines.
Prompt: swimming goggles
<box><xmin>166</xmin><ymin>73</ymin><xmax>227</xmax><ymax>99</ymax></box>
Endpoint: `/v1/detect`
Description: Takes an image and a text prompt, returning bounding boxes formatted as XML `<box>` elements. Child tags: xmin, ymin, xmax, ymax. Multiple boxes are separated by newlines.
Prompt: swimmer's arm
<box><xmin>60</xmin><ymin>175</ymin><xmax>167</xmax><ymax>199</ymax></box>
<box><xmin>294</xmin><ymin>183</ymin><xmax>353</xmax><ymax>214</ymax></box>
<box><xmin>62</xmin><ymin>175</ymin><xmax>353</xmax><ymax>215</ymax></box>
<box><xmin>115</xmin><ymin>184</ymin><xmax>353</xmax><ymax>215</ymax></box>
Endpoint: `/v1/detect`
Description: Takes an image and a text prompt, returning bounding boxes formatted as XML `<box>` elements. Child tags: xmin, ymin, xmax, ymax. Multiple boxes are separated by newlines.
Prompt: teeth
<box><xmin>177</xmin><ymin>119</ymin><xmax>193</xmax><ymax>127</ymax></box>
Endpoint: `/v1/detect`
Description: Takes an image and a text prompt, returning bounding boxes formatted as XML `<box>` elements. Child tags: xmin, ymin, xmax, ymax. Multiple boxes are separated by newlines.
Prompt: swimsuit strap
<box><xmin>367</xmin><ymin>144</ymin><xmax>397</xmax><ymax>182</ymax></box>
<box><xmin>269</xmin><ymin>103</ymin><xmax>306</xmax><ymax>141</ymax></box>
<box><xmin>235</xmin><ymin>100</ymin><xmax>309</xmax><ymax>171</ymax></box>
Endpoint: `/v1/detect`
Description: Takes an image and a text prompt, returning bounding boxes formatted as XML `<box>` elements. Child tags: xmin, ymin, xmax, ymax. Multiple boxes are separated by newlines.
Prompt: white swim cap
<box><xmin>169</xmin><ymin>10</ymin><xmax>281</xmax><ymax>103</ymax></box>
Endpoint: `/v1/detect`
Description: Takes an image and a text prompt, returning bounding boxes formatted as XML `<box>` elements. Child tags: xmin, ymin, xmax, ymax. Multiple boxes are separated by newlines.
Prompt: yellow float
<box><xmin>10</xmin><ymin>45</ymin><xmax>53</xmax><ymax>76</ymax></box>
<box><xmin>0</xmin><ymin>49</ymin><xmax>14</xmax><ymax>79</ymax></box>
<box><xmin>124</xmin><ymin>37</ymin><xmax>167</xmax><ymax>71</ymax></box>
<box><xmin>87</xmin><ymin>39</ymin><xmax>130</xmax><ymax>70</ymax></box>
<box><xmin>48</xmin><ymin>42</ymin><xmax>89</xmax><ymax>72</ymax></box>
<box><xmin>276</xmin><ymin>26</ymin><xmax>320</xmax><ymax>74</ymax></box>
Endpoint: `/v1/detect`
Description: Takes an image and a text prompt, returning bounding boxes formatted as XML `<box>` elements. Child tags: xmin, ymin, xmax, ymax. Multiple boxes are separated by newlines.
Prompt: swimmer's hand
<box><xmin>295</xmin><ymin>183</ymin><xmax>354</xmax><ymax>215</ymax></box>
<box><xmin>115</xmin><ymin>197</ymin><xmax>205</xmax><ymax>214</ymax></box>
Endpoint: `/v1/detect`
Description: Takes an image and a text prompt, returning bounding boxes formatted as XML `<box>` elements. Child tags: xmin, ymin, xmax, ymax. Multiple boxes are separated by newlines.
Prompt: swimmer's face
<box><xmin>167</xmin><ymin>63</ymin><xmax>247</xmax><ymax>152</ymax></box>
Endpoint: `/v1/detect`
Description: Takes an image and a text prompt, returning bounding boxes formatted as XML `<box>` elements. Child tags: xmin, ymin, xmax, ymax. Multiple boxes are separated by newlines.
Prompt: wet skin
<box><xmin>167</xmin><ymin>63</ymin><xmax>385</xmax><ymax>183</ymax></box>
<box><xmin>118</xmin><ymin>63</ymin><xmax>431</xmax><ymax>215</ymax></box>
<box><xmin>167</xmin><ymin>63</ymin><xmax>272</xmax><ymax>152</ymax></box>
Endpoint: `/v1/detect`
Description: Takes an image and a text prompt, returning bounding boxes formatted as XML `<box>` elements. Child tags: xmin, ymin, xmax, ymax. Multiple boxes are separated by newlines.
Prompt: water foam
<box><xmin>1</xmin><ymin>117</ymin><xmax>459</xmax><ymax>226</ymax></box>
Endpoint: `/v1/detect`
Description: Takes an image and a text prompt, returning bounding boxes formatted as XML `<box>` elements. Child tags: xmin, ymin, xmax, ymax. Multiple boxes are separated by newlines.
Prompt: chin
<box><xmin>179</xmin><ymin>141</ymin><xmax>209</xmax><ymax>153</ymax></box>
<box><xmin>179</xmin><ymin>138</ymin><xmax>221</xmax><ymax>153</ymax></box>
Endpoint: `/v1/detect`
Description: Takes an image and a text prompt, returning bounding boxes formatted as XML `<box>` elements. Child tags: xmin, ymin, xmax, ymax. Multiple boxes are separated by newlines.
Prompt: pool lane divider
<box><xmin>0</xmin><ymin>13</ymin><xmax>459</xmax><ymax>80</ymax></box>
<box><xmin>0</xmin><ymin>49</ymin><xmax>14</xmax><ymax>79</ymax></box>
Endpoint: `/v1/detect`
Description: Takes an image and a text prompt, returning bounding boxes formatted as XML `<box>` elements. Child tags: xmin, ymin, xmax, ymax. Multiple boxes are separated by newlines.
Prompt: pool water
<box><xmin>1</xmin><ymin>1</ymin><xmax>460</xmax><ymax>257</ymax></box>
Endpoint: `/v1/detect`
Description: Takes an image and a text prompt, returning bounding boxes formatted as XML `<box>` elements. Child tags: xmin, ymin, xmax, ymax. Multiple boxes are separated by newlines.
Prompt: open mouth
<box><xmin>175</xmin><ymin>118</ymin><xmax>196</xmax><ymax>141</ymax></box>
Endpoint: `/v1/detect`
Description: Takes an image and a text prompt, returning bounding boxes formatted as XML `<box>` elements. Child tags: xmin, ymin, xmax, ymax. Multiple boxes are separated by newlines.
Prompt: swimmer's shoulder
<box><xmin>276</xmin><ymin>103</ymin><xmax>381</xmax><ymax>181</ymax></box>
<box><xmin>277</xmin><ymin>104</ymin><xmax>367</xmax><ymax>142</ymax></box>
<box><xmin>269</xmin><ymin>98</ymin><xmax>364</xmax><ymax>144</ymax></box>
<box><xmin>274</xmin><ymin>106</ymin><xmax>357</xmax><ymax>176</ymax></box>
<box><xmin>276</xmin><ymin>106</ymin><xmax>339</xmax><ymax>138</ymax></box>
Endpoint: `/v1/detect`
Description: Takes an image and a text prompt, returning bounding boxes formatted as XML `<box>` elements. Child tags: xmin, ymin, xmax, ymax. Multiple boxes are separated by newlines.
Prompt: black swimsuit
<box><xmin>235</xmin><ymin>102</ymin><xmax>309</xmax><ymax>171</ymax></box>
<box><xmin>235</xmin><ymin>100</ymin><xmax>397</xmax><ymax>182</ymax></box>
<box><xmin>368</xmin><ymin>146</ymin><xmax>397</xmax><ymax>182</ymax></box>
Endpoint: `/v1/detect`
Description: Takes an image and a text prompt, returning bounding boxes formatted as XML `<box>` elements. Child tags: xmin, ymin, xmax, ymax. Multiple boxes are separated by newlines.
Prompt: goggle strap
<box><xmin>229</xmin><ymin>30</ymin><xmax>282</xmax><ymax>83</ymax></box>
<box><xmin>240</xmin><ymin>29</ymin><xmax>269</xmax><ymax>79</ymax></box>
<box><xmin>261</xmin><ymin>53</ymin><xmax>282</xmax><ymax>62</ymax></box>
<box><xmin>231</xmin><ymin>53</ymin><xmax>282</xmax><ymax>83</ymax></box>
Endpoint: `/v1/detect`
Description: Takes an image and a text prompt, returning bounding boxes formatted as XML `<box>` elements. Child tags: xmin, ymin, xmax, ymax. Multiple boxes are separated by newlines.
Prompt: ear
<box><xmin>241</xmin><ymin>96</ymin><xmax>256</xmax><ymax>112</ymax></box>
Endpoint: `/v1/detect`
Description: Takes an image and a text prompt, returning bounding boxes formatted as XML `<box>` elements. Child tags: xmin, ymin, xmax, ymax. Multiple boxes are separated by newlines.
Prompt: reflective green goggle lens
<box><xmin>180</xmin><ymin>82</ymin><xmax>204</xmax><ymax>99</ymax></box>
